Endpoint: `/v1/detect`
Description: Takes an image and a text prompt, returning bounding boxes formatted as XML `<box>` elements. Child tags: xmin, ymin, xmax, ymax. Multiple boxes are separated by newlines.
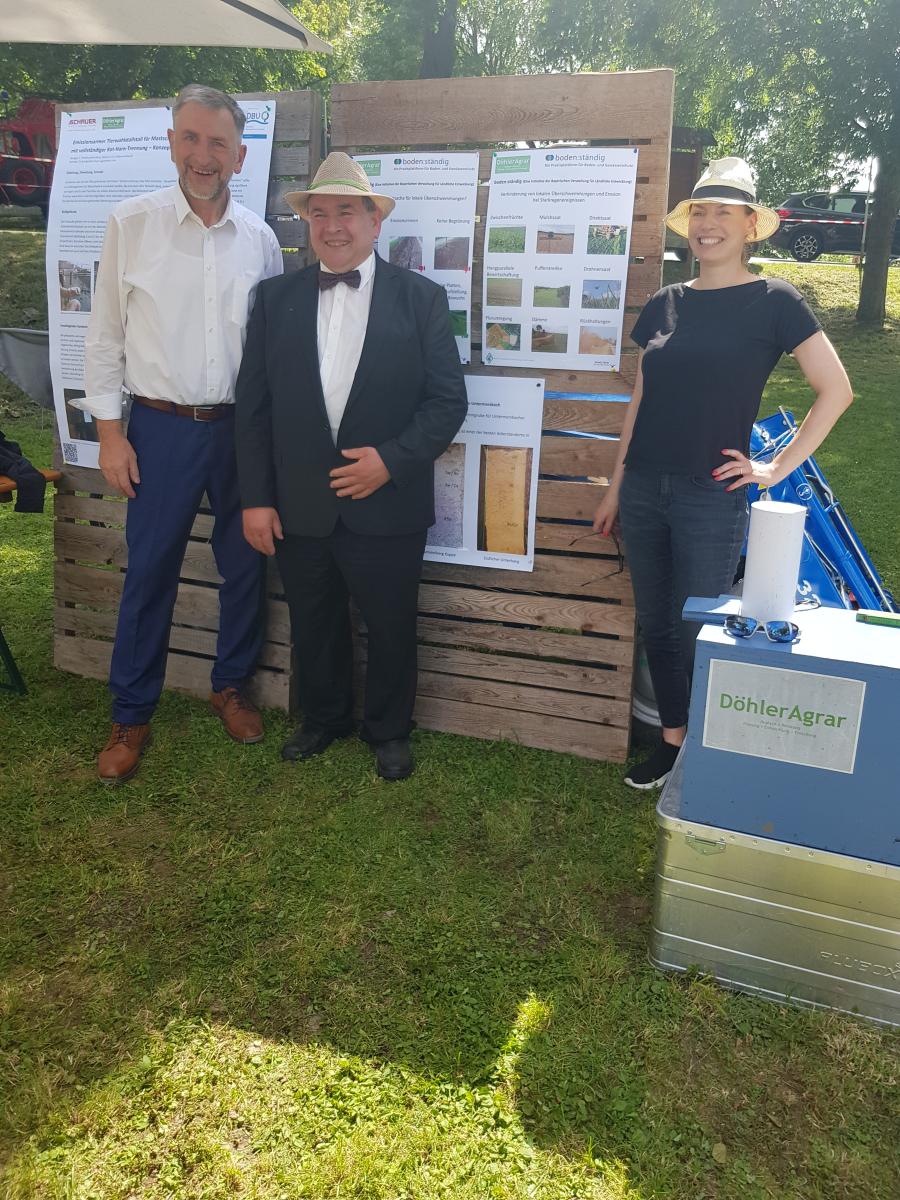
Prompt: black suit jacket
<box><xmin>235</xmin><ymin>256</ymin><xmax>468</xmax><ymax>538</ymax></box>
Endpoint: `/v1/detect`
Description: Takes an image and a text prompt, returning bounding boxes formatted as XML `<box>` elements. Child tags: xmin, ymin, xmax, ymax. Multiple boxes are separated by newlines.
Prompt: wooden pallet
<box><xmin>331</xmin><ymin>70</ymin><xmax>675</xmax><ymax>761</ymax></box>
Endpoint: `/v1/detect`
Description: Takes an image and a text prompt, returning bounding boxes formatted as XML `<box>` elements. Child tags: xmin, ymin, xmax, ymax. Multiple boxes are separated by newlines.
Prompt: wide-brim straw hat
<box><xmin>666</xmin><ymin>156</ymin><xmax>780</xmax><ymax>242</ymax></box>
<box><xmin>285</xmin><ymin>152</ymin><xmax>396</xmax><ymax>220</ymax></box>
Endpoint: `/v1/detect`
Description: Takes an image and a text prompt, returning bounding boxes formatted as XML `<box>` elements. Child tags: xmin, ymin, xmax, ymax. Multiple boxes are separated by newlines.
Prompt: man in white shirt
<box><xmin>236</xmin><ymin>153</ymin><xmax>467</xmax><ymax>781</ymax></box>
<box><xmin>77</xmin><ymin>84</ymin><xmax>283</xmax><ymax>784</ymax></box>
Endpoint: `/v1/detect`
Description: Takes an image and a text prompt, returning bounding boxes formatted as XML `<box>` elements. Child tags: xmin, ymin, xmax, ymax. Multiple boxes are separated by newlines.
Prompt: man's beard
<box><xmin>181</xmin><ymin>169</ymin><xmax>228</xmax><ymax>203</ymax></box>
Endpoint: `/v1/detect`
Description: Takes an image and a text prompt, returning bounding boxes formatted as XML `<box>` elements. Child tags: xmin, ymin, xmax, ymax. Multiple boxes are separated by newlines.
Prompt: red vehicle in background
<box><xmin>0</xmin><ymin>96</ymin><xmax>56</xmax><ymax>216</ymax></box>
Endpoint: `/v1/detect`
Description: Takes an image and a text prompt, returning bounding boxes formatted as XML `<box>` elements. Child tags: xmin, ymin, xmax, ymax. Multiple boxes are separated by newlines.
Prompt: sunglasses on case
<box><xmin>724</xmin><ymin>616</ymin><xmax>801</xmax><ymax>644</ymax></box>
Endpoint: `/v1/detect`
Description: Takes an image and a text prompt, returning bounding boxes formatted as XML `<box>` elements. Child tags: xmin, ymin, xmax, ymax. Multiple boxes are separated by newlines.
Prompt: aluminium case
<box><xmin>650</xmin><ymin>754</ymin><xmax>900</xmax><ymax>1027</ymax></box>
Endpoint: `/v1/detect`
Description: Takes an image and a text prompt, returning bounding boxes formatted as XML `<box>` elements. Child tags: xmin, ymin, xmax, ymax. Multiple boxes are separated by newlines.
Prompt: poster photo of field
<box><xmin>433</xmin><ymin>236</ymin><xmax>470</xmax><ymax>270</ymax></box>
<box><xmin>484</xmin><ymin>147</ymin><xmax>637</xmax><ymax>369</ymax></box>
<box><xmin>531</xmin><ymin>322</ymin><xmax>568</xmax><ymax>354</ymax></box>
<box><xmin>533</xmin><ymin>282</ymin><xmax>570</xmax><ymax>308</ymax></box>
<box><xmin>578</xmin><ymin>323</ymin><xmax>618</xmax><ymax>355</ymax></box>
<box><xmin>486</xmin><ymin>276</ymin><xmax>523</xmax><ymax>306</ymax></box>
<box><xmin>485</xmin><ymin>322</ymin><xmax>521</xmax><ymax>351</ymax></box>
<box><xmin>587</xmin><ymin>224</ymin><xmax>628</xmax><ymax>255</ymax></box>
<box><xmin>389</xmin><ymin>236</ymin><xmax>424</xmax><ymax>270</ymax></box>
<box><xmin>487</xmin><ymin>226</ymin><xmax>526</xmax><ymax>254</ymax></box>
<box><xmin>536</xmin><ymin>225</ymin><xmax>575</xmax><ymax>254</ymax></box>
<box><xmin>581</xmin><ymin>279</ymin><xmax>623</xmax><ymax>309</ymax></box>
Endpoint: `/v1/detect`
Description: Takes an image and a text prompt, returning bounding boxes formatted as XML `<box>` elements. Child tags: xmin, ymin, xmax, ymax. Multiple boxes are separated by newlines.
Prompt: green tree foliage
<box><xmin>0</xmin><ymin>1</ymin><xmax>367</xmax><ymax>103</ymax></box>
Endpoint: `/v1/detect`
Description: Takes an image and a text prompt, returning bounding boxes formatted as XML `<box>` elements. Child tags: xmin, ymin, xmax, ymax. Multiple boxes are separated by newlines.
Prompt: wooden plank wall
<box><xmin>331</xmin><ymin>71</ymin><xmax>674</xmax><ymax>761</ymax></box>
<box><xmin>52</xmin><ymin>90</ymin><xmax>322</xmax><ymax>709</ymax></box>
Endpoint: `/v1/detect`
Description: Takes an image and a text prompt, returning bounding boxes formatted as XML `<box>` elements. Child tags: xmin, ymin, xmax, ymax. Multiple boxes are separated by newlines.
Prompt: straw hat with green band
<box><xmin>666</xmin><ymin>156</ymin><xmax>780</xmax><ymax>242</ymax></box>
<box><xmin>285</xmin><ymin>152</ymin><xmax>396</xmax><ymax>219</ymax></box>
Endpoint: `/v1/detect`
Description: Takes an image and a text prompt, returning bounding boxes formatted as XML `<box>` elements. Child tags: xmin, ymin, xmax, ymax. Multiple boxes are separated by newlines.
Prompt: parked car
<box><xmin>769</xmin><ymin>190</ymin><xmax>900</xmax><ymax>262</ymax></box>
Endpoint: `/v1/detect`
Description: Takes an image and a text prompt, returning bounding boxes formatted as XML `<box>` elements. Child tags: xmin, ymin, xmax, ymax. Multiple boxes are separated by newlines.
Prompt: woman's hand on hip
<box><xmin>713</xmin><ymin>449</ymin><xmax>782</xmax><ymax>492</ymax></box>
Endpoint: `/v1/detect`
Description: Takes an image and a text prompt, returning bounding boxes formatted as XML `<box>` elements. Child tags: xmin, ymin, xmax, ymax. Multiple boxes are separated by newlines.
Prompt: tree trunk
<box><xmin>857</xmin><ymin>148</ymin><xmax>900</xmax><ymax>327</ymax></box>
<box><xmin>419</xmin><ymin>0</ymin><xmax>458</xmax><ymax>79</ymax></box>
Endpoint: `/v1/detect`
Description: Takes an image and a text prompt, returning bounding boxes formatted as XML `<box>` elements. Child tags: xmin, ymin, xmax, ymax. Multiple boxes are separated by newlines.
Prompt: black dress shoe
<box><xmin>375</xmin><ymin>738</ymin><xmax>414</xmax><ymax>781</ymax></box>
<box><xmin>281</xmin><ymin>725</ymin><xmax>352</xmax><ymax>762</ymax></box>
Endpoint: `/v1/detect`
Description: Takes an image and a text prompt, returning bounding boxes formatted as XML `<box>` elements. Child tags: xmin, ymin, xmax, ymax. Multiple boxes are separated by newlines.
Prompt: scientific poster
<box><xmin>47</xmin><ymin>101</ymin><xmax>275</xmax><ymax>469</ymax></box>
<box><xmin>425</xmin><ymin>375</ymin><xmax>544</xmax><ymax>571</ymax></box>
<box><xmin>482</xmin><ymin>147</ymin><xmax>638</xmax><ymax>372</ymax></box>
<box><xmin>355</xmin><ymin>153</ymin><xmax>480</xmax><ymax>364</ymax></box>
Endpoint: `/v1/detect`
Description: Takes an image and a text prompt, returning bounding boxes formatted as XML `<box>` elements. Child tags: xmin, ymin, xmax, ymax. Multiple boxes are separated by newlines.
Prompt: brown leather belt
<box><xmin>133</xmin><ymin>395</ymin><xmax>233</xmax><ymax>422</ymax></box>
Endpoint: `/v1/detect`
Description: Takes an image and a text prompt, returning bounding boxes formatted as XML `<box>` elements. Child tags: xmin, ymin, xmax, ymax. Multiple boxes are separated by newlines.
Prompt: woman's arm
<box><xmin>592</xmin><ymin>351</ymin><xmax>645</xmax><ymax>533</ymax></box>
<box><xmin>714</xmin><ymin>330</ymin><xmax>853</xmax><ymax>490</ymax></box>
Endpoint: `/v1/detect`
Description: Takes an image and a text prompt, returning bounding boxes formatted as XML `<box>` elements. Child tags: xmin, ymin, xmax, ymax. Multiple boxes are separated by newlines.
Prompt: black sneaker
<box><xmin>624</xmin><ymin>741</ymin><xmax>680</xmax><ymax>790</ymax></box>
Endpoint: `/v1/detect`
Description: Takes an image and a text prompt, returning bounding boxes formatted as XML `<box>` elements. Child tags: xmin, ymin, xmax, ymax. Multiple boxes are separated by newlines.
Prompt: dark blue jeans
<box><xmin>619</xmin><ymin>469</ymin><xmax>749</xmax><ymax>730</ymax></box>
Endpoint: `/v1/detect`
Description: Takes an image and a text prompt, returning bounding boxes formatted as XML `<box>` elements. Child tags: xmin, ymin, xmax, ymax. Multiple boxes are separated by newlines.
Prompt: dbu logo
<box><xmin>545</xmin><ymin>153</ymin><xmax>555</xmax><ymax>161</ymax></box>
<box><xmin>244</xmin><ymin>105</ymin><xmax>272</xmax><ymax>126</ymax></box>
<box><xmin>394</xmin><ymin>157</ymin><xmax>402</xmax><ymax>165</ymax></box>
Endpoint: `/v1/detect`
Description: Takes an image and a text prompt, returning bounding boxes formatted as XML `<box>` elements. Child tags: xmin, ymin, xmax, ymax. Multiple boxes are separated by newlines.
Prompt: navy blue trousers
<box><xmin>619</xmin><ymin>469</ymin><xmax>749</xmax><ymax>730</ymax></box>
<box><xmin>109</xmin><ymin>402</ymin><xmax>265</xmax><ymax>725</ymax></box>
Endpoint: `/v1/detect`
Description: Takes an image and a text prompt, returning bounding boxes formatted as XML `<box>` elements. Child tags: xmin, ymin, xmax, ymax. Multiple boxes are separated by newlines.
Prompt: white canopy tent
<box><xmin>0</xmin><ymin>0</ymin><xmax>332</xmax><ymax>53</ymax></box>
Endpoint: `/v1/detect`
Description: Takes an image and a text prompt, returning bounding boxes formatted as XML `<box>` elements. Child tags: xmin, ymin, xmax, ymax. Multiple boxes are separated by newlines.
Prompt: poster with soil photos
<box><xmin>483</xmin><ymin>148</ymin><xmax>638</xmax><ymax>371</ymax></box>
<box><xmin>354</xmin><ymin>153</ymin><xmax>480</xmax><ymax>364</ymax></box>
<box><xmin>425</xmin><ymin>375</ymin><xmax>543</xmax><ymax>572</ymax></box>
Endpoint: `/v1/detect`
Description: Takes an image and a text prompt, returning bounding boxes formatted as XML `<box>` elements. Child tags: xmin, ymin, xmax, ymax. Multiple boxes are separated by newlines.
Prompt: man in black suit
<box><xmin>235</xmin><ymin>153</ymin><xmax>467</xmax><ymax>780</ymax></box>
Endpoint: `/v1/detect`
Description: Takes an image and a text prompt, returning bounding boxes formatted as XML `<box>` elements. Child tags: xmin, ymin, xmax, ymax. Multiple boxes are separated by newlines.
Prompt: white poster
<box><xmin>355</xmin><ymin>153</ymin><xmax>480</xmax><ymax>364</ymax></box>
<box><xmin>702</xmin><ymin>659</ymin><xmax>866</xmax><ymax>774</ymax></box>
<box><xmin>482</xmin><ymin>148</ymin><xmax>638</xmax><ymax>372</ymax></box>
<box><xmin>47</xmin><ymin>101</ymin><xmax>275</xmax><ymax>469</ymax></box>
<box><xmin>425</xmin><ymin>375</ymin><xmax>544</xmax><ymax>572</ymax></box>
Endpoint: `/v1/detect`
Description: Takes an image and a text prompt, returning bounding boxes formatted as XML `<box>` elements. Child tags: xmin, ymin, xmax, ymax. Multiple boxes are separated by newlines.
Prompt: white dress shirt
<box><xmin>317</xmin><ymin>252</ymin><xmax>375</xmax><ymax>443</ymax></box>
<box><xmin>78</xmin><ymin>184</ymin><xmax>283</xmax><ymax>420</ymax></box>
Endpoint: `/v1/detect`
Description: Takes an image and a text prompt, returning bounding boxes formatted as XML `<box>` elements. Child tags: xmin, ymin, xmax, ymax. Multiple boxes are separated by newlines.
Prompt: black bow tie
<box><xmin>318</xmin><ymin>269</ymin><xmax>361</xmax><ymax>291</ymax></box>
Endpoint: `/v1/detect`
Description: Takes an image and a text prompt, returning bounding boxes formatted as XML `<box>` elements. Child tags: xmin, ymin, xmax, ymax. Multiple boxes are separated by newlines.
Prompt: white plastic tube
<box><xmin>740</xmin><ymin>499</ymin><xmax>807</xmax><ymax>624</ymax></box>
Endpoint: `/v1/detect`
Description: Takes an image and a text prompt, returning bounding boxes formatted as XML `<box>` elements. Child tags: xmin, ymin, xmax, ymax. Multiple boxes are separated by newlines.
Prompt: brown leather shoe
<box><xmin>210</xmin><ymin>687</ymin><xmax>264</xmax><ymax>744</ymax></box>
<box><xmin>98</xmin><ymin>723</ymin><xmax>152</xmax><ymax>785</ymax></box>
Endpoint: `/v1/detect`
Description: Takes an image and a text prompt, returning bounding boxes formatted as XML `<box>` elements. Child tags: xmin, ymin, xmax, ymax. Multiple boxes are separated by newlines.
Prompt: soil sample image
<box><xmin>63</xmin><ymin>389</ymin><xmax>99</xmax><ymax>442</ymax></box>
<box><xmin>531</xmin><ymin>323</ymin><xmax>568</xmax><ymax>353</ymax></box>
<box><xmin>487</xmin><ymin>226</ymin><xmax>526</xmax><ymax>253</ymax></box>
<box><xmin>477</xmin><ymin>445</ymin><xmax>533</xmax><ymax>555</ymax></box>
<box><xmin>582</xmin><ymin>279</ymin><xmax>622</xmax><ymax>309</ymax></box>
<box><xmin>428</xmin><ymin>442</ymin><xmax>466</xmax><ymax>548</ymax></box>
<box><xmin>389</xmin><ymin>236</ymin><xmax>424</xmax><ymax>270</ymax></box>
<box><xmin>449</xmin><ymin>310</ymin><xmax>468</xmax><ymax>337</ymax></box>
<box><xmin>536</xmin><ymin>226</ymin><xmax>575</xmax><ymax>254</ymax></box>
<box><xmin>485</xmin><ymin>322</ymin><xmax>521</xmax><ymax>350</ymax></box>
<box><xmin>533</xmin><ymin>283</ymin><xmax>570</xmax><ymax>308</ymax></box>
<box><xmin>579</xmin><ymin>323</ymin><xmax>618</xmax><ymax>355</ymax></box>
<box><xmin>486</xmin><ymin>276</ymin><xmax>523</xmax><ymax>306</ymax></box>
<box><xmin>587</xmin><ymin>225</ymin><xmax>628</xmax><ymax>255</ymax></box>
<box><xmin>434</xmin><ymin>236</ymin><xmax>470</xmax><ymax>270</ymax></box>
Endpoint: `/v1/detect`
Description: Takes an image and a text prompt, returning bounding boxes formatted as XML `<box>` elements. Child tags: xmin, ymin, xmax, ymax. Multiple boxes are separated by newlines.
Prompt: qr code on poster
<box><xmin>62</xmin><ymin>442</ymin><xmax>79</xmax><ymax>463</ymax></box>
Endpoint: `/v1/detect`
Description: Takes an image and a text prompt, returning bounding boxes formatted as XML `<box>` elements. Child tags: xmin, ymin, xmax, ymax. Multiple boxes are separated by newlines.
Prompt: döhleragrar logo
<box><xmin>703</xmin><ymin>660</ymin><xmax>865</xmax><ymax>774</ymax></box>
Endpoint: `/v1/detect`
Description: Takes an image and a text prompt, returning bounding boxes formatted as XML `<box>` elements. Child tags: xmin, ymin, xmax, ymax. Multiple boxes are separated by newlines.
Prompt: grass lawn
<box><xmin>1</xmin><ymin>221</ymin><xmax>899</xmax><ymax>1198</ymax></box>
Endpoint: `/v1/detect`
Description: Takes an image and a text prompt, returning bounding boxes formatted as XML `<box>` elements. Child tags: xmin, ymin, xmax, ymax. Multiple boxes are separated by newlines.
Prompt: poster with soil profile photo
<box><xmin>355</xmin><ymin>152</ymin><xmax>480</xmax><ymax>363</ymax></box>
<box><xmin>425</xmin><ymin>375</ymin><xmax>543</xmax><ymax>571</ymax></box>
<box><xmin>483</xmin><ymin>147</ymin><xmax>637</xmax><ymax>371</ymax></box>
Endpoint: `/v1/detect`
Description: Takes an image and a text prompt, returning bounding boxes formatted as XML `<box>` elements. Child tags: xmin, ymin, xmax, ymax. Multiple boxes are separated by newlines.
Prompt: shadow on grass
<box><xmin>2</xmin><ymin>428</ymin><xmax>899</xmax><ymax>1197</ymax></box>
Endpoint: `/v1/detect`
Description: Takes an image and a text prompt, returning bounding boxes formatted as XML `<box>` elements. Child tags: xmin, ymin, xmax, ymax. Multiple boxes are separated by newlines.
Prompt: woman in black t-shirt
<box><xmin>593</xmin><ymin>158</ymin><xmax>852</xmax><ymax>790</ymax></box>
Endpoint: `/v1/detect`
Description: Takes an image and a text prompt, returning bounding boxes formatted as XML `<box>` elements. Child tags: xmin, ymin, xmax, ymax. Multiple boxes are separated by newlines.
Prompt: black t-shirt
<box><xmin>626</xmin><ymin>277</ymin><xmax>822</xmax><ymax>476</ymax></box>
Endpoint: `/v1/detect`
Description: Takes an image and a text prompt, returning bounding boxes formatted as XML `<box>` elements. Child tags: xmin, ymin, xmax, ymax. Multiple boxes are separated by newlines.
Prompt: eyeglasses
<box><xmin>724</xmin><ymin>616</ymin><xmax>800</xmax><ymax>643</ymax></box>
